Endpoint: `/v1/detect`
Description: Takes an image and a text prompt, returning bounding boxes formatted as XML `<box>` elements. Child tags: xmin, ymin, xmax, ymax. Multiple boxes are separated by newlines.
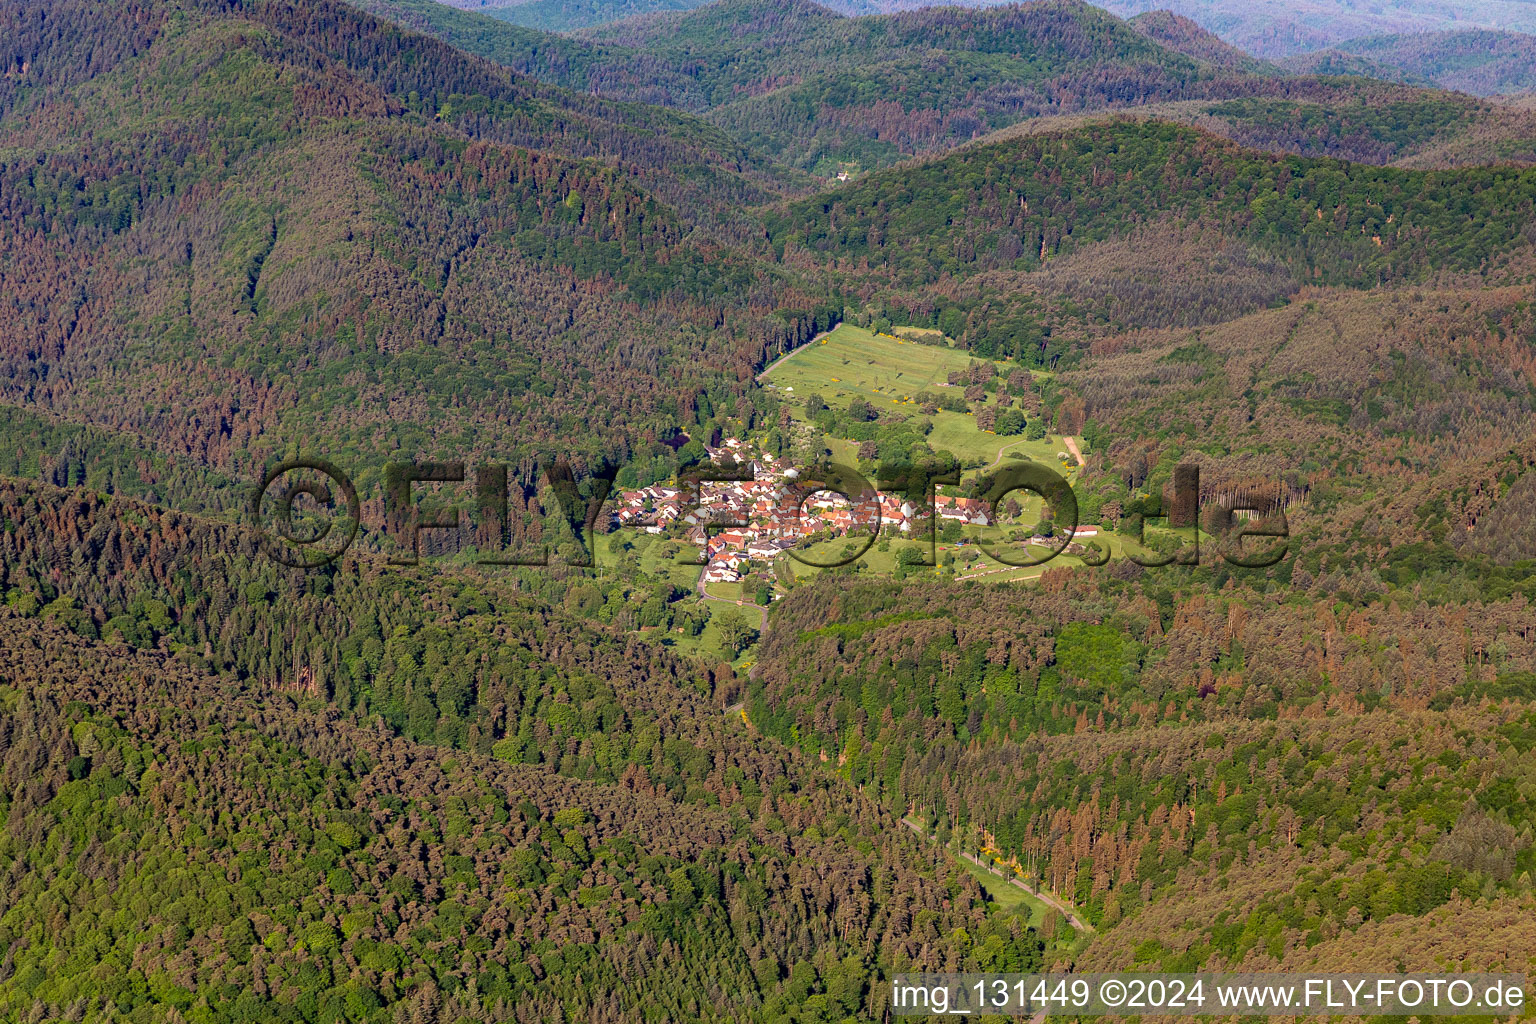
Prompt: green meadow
<box><xmin>959</xmin><ymin>857</ymin><xmax>1051</xmax><ymax>928</ymax></box>
<box><xmin>764</xmin><ymin>323</ymin><xmax>994</xmax><ymax>409</ymax></box>
<box><xmin>763</xmin><ymin>323</ymin><xmax>1069</xmax><ymax>465</ymax></box>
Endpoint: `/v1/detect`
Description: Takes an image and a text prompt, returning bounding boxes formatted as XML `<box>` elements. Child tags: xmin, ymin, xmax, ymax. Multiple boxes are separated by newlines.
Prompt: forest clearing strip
<box><xmin>1062</xmin><ymin>436</ymin><xmax>1085</xmax><ymax>467</ymax></box>
<box><xmin>900</xmin><ymin>818</ymin><xmax>1092</xmax><ymax>935</ymax></box>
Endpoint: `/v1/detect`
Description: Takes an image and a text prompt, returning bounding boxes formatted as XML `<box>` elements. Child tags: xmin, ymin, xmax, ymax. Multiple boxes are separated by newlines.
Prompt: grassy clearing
<box><xmin>763</xmin><ymin>324</ymin><xmax>989</xmax><ymax>410</ymax></box>
<box><xmin>960</xmin><ymin>857</ymin><xmax>1050</xmax><ymax>927</ymax></box>
<box><xmin>925</xmin><ymin>412</ymin><xmax>1068</xmax><ymax>465</ymax></box>
<box><xmin>764</xmin><ymin>323</ymin><xmax>1066</xmax><ymax>467</ymax></box>
<box><xmin>612</xmin><ymin>535</ymin><xmax>763</xmax><ymax>664</ymax></box>
<box><xmin>702</xmin><ymin>580</ymin><xmax>770</xmax><ymax>604</ymax></box>
<box><xmin>667</xmin><ymin>613</ymin><xmax>725</xmax><ymax>661</ymax></box>
<box><xmin>635</xmin><ymin>534</ymin><xmax>707</xmax><ymax>591</ymax></box>
<box><xmin>820</xmin><ymin>435</ymin><xmax>861</xmax><ymax>466</ymax></box>
<box><xmin>702</xmin><ymin>581</ymin><xmax>743</xmax><ymax>602</ymax></box>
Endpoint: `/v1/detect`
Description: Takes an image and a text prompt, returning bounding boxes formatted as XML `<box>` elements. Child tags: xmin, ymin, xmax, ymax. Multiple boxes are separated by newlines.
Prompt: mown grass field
<box><xmin>763</xmin><ymin>323</ymin><xmax>1067</xmax><ymax>465</ymax></box>
<box><xmin>927</xmin><ymin>414</ymin><xmax>1066</xmax><ymax>465</ymax></box>
<box><xmin>764</xmin><ymin>324</ymin><xmax>990</xmax><ymax>408</ymax></box>
<box><xmin>701</xmin><ymin>579</ymin><xmax>771</xmax><ymax>604</ymax></box>
<box><xmin>959</xmin><ymin>857</ymin><xmax>1051</xmax><ymax>928</ymax></box>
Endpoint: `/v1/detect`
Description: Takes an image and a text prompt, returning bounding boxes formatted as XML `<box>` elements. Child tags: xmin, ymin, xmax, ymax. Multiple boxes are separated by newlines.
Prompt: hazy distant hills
<box><xmin>441</xmin><ymin>0</ymin><xmax>713</xmax><ymax>32</ymax></box>
<box><xmin>440</xmin><ymin>0</ymin><xmax>1536</xmax><ymax>59</ymax></box>
<box><xmin>355</xmin><ymin>0</ymin><xmax>1536</xmax><ymax>173</ymax></box>
<box><xmin>457</xmin><ymin>0</ymin><xmax>1536</xmax><ymax>105</ymax></box>
<box><xmin>363</xmin><ymin>0</ymin><xmax>1234</xmax><ymax>170</ymax></box>
<box><xmin>1282</xmin><ymin>29</ymin><xmax>1536</xmax><ymax>97</ymax></box>
<box><xmin>447</xmin><ymin>0</ymin><xmax>717</xmax><ymax>32</ymax></box>
<box><xmin>1092</xmin><ymin>0</ymin><xmax>1536</xmax><ymax>56</ymax></box>
<box><xmin>439</xmin><ymin>0</ymin><xmax>1013</xmax><ymax>32</ymax></box>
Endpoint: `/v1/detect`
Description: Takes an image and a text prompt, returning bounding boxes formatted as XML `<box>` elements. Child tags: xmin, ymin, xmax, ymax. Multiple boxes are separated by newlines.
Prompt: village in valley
<box><xmin>612</xmin><ymin>435</ymin><xmax>985</xmax><ymax>586</ymax></box>
<box><xmin>610</xmin><ymin>434</ymin><xmax>1103</xmax><ymax>598</ymax></box>
<box><xmin>588</xmin><ymin>321</ymin><xmax>1162</xmax><ymax>664</ymax></box>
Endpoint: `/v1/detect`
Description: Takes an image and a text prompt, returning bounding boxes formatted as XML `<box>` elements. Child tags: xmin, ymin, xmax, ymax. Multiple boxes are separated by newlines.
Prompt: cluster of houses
<box><xmin>608</xmin><ymin>438</ymin><xmax>997</xmax><ymax>584</ymax></box>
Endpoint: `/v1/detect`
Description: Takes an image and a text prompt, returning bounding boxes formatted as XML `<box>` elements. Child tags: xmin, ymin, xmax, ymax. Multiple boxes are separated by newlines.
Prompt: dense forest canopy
<box><xmin>2</xmin><ymin>0</ymin><xmax>1536</xmax><ymax>1021</ymax></box>
<box><xmin>353</xmin><ymin>0</ymin><xmax>1536</xmax><ymax>172</ymax></box>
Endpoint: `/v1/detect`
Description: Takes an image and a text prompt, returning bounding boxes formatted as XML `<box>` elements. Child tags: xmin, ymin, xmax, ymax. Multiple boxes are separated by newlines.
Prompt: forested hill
<box><xmin>361</xmin><ymin>0</ymin><xmax>1227</xmax><ymax>170</ymax></box>
<box><xmin>762</xmin><ymin>117</ymin><xmax>1536</xmax><ymax>366</ymax></box>
<box><xmin>353</xmin><ymin>0</ymin><xmax>1536</xmax><ymax>174</ymax></box>
<box><xmin>586</xmin><ymin>0</ymin><xmax>1224</xmax><ymax>171</ymax></box>
<box><xmin>0</xmin><ymin>473</ymin><xmax>1047</xmax><ymax>1020</ymax></box>
<box><xmin>772</xmin><ymin>118</ymin><xmax>1536</xmax><ymax>286</ymax></box>
<box><xmin>0</xmin><ymin>0</ymin><xmax>842</xmax><ymax>499</ymax></box>
<box><xmin>1</xmin><ymin>0</ymin><xmax>799</xmax><ymax>213</ymax></box>
<box><xmin>1094</xmin><ymin>0</ymin><xmax>1536</xmax><ymax>57</ymax></box>
<box><xmin>5</xmin><ymin>0</ymin><xmax>1535</xmax><ymax>523</ymax></box>
<box><xmin>1126</xmin><ymin>9</ymin><xmax>1275</xmax><ymax>73</ymax></box>
<box><xmin>747</xmin><ymin>571</ymin><xmax>1536</xmax><ymax>972</ymax></box>
<box><xmin>1282</xmin><ymin>30</ymin><xmax>1536</xmax><ymax>98</ymax></box>
<box><xmin>5</xmin><ymin>0</ymin><xmax>1536</xmax><ymax>1018</ymax></box>
<box><xmin>444</xmin><ymin>0</ymin><xmax>718</xmax><ymax>33</ymax></box>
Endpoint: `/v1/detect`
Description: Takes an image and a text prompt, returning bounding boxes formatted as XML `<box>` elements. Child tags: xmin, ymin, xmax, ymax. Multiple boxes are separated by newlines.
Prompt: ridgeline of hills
<box><xmin>5</xmin><ymin>0</ymin><xmax>1532</xmax><ymax>503</ymax></box>
<box><xmin>354</xmin><ymin>0</ymin><xmax>1536</xmax><ymax>172</ymax></box>
<box><xmin>359</xmin><ymin>0</ymin><xmax>1233</xmax><ymax>169</ymax></box>
<box><xmin>8</xmin><ymin>0</ymin><xmax>1528</xmax><ymax>504</ymax></box>
<box><xmin>438</xmin><ymin>0</ymin><xmax>720</xmax><ymax>32</ymax></box>
<box><xmin>4</xmin><ymin>0</ymin><xmax>1536</xmax><ymax>1020</ymax></box>
<box><xmin>1125</xmin><ymin>8</ymin><xmax>1273</xmax><ymax>73</ymax></box>
<box><xmin>1281</xmin><ymin>29</ymin><xmax>1536</xmax><ymax>98</ymax></box>
<box><xmin>1093</xmin><ymin>0</ymin><xmax>1536</xmax><ymax>57</ymax></box>
<box><xmin>0</xmin><ymin>0</ymin><xmax>834</xmax><ymax>497</ymax></box>
<box><xmin>444</xmin><ymin>0</ymin><xmax>1536</xmax><ymax>63</ymax></box>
